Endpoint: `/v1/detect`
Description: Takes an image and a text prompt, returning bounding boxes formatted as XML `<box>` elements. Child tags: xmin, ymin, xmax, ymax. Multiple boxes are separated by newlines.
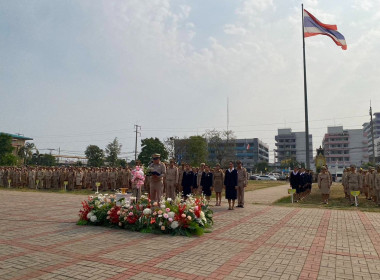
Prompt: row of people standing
<box><xmin>147</xmin><ymin>154</ymin><xmax>248</xmax><ymax>209</ymax></box>
<box><xmin>0</xmin><ymin>166</ymin><xmax>131</xmax><ymax>191</ymax></box>
<box><xmin>289</xmin><ymin>166</ymin><xmax>314</xmax><ymax>202</ymax></box>
<box><xmin>342</xmin><ymin>165</ymin><xmax>380</xmax><ymax>206</ymax></box>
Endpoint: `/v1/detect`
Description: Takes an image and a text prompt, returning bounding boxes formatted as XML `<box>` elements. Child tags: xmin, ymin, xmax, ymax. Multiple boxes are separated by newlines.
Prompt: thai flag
<box><xmin>246</xmin><ymin>144</ymin><xmax>250</xmax><ymax>150</ymax></box>
<box><xmin>303</xmin><ymin>9</ymin><xmax>347</xmax><ymax>50</ymax></box>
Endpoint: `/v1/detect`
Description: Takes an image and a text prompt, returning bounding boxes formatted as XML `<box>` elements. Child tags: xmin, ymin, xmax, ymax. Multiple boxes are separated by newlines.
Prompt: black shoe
<box><xmin>241</xmin><ymin>205</ymin><xmax>244</xmax><ymax>208</ymax></box>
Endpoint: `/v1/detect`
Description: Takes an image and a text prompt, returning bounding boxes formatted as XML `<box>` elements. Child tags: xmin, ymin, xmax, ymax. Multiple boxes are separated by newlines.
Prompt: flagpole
<box><xmin>302</xmin><ymin>3</ymin><xmax>310</xmax><ymax>170</ymax></box>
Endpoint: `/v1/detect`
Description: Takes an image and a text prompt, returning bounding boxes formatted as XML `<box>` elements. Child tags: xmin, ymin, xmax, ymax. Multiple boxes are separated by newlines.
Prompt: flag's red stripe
<box><xmin>304</xmin><ymin>9</ymin><xmax>337</xmax><ymax>31</ymax></box>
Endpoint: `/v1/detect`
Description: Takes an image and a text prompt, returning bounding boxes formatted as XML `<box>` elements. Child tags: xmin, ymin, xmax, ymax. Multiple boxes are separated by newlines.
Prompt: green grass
<box><xmin>245</xmin><ymin>180</ymin><xmax>285</xmax><ymax>191</ymax></box>
<box><xmin>275</xmin><ymin>183</ymin><xmax>380</xmax><ymax>212</ymax></box>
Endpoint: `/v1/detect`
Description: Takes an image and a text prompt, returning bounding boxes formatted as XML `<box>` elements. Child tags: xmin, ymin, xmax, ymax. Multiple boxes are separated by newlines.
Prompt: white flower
<box><xmin>168</xmin><ymin>211</ymin><xmax>175</xmax><ymax>219</ymax></box>
<box><xmin>90</xmin><ymin>215</ymin><xmax>97</xmax><ymax>222</ymax></box>
<box><xmin>200</xmin><ymin>211</ymin><xmax>206</xmax><ymax>222</ymax></box>
<box><xmin>160</xmin><ymin>204</ymin><xmax>166</xmax><ymax>209</ymax></box>
<box><xmin>170</xmin><ymin>221</ymin><xmax>179</xmax><ymax>229</ymax></box>
<box><xmin>143</xmin><ymin>208</ymin><xmax>152</xmax><ymax>215</ymax></box>
<box><xmin>87</xmin><ymin>212</ymin><xmax>92</xmax><ymax>219</ymax></box>
<box><xmin>167</xmin><ymin>198</ymin><xmax>172</xmax><ymax>202</ymax></box>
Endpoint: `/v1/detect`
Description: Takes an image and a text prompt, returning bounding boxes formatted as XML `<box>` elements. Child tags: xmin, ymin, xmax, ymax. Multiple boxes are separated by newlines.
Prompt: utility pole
<box><xmin>370</xmin><ymin>101</ymin><xmax>376</xmax><ymax>164</ymax></box>
<box><xmin>134</xmin><ymin>124</ymin><xmax>141</xmax><ymax>161</ymax></box>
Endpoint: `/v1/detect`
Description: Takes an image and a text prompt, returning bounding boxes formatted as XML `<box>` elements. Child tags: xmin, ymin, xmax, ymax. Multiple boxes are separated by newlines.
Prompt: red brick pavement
<box><xmin>2</xmin><ymin>190</ymin><xmax>380</xmax><ymax>279</ymax></box>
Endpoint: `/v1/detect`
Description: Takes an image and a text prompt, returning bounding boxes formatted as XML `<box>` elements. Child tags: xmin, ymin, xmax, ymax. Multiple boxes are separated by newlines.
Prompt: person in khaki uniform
<box><xmin>0</xmin><ymin>168</ymin><xmax>4</xmax><ymax>187</ymax></box>
<box><xmin>368</xmin><ymin>168</ymin><xmax>376</xmax><ymax>202</ymax></box>
<box><xmin>213</xmin><ymin>164</ymin><xmax>224</xmax><ymax>206</ymax></box>
<box><xmin>177</xmin><ymin>163</ymin><xmax>185</xmax><ymax>194</ymax></box>
<box><xmin>347</xmin><ymin>165</ymin><xmax>361</xmax><ymax>206</ymax></box>
<box><xmin>75</xmin><ymin>169</ymin><xmax>83</xmax><ymax>189</ymax></box>
<box><xmin>100</xmin><ymin>168</ymin><xmax>109</xmax><ymax>191</ymax></box>
<box><xmin>121</xmin><ymin>167</ymin><xmax>131</xmax><ymax>189</ymax></box>
<box><xmin>109</xmin><ymin>168</ymin><xmax>117</xmax><ymax>190</ymax></box>
<box><xmin>236</xmin><ymin>160</ymin><xmax>248</xmax><ymax>208</ymax></box>
<box><xmin>52</xmin><ymin>168</ymin><xmax>60</xmax><ymax>189</ymax></box>
<box><xmin>21</xmin><ymin>168</ymin><xmax>28</xmax><ymax>188</ymax></box>
<box><xmin>28</xmin><ymin>168</ymin><xmax>36</xmax><ymax>189</ymax></box>
<box><xmin>342</xmin><ymin>168</ymin><xmax>349</xmax><ymax>198</ymax></box>
<box><xmin>375</xmin><ymin>166</ymin><xmax>380</xmax><ymax>206</ymax></box>
<box><xmin>45</xmin><ymin>168</ymin><xmax>52</xmax><ymax>189</ymax></box>
<box><xmin>165</xmin><ymin>159</ymin><xmax>178</xmax><ymax>200</ymax></box>
<box><xmin>36</xmin><ymin>168</ymin><xmax>45</xmax><ymax>189</ymax></box>
<box><xmin>318</xmin><ymin>166</ymin><xmax>331</xmax><ymax>204</ymax></box>
<box><xmin>148</xmin><ymin>153</ymin><xmax>166</xmax><ymax>202</ymax></box>
<box><xmin>360</xmin><ymin>169</ymin><xmax>368</xmax><ymax>199</ymax></box>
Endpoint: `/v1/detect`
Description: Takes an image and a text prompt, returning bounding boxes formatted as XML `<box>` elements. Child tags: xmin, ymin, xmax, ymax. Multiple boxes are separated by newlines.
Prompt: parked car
<box><xmin>257</xmin><ymin>175</ymin><xmax>277</xmax><ymax>181</ymax></box>
<box><xmin>249</xmin><ymin>174</ymin><xmax>259</xmax><ymax>180</ymax></box>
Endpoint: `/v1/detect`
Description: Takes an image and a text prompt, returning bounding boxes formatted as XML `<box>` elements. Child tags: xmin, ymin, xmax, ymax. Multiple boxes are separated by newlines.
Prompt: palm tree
<box><xmin>18</xmin><ymin>142</ymin><xmax>38</xmax><ymax>164</ymax></box>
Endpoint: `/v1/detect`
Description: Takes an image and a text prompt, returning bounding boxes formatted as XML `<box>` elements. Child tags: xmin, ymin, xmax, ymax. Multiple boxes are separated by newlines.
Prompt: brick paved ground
<box><xmin>1</xmin><ymin>190</ymin><xmax>380</xmax><ymax>280</ymax></box>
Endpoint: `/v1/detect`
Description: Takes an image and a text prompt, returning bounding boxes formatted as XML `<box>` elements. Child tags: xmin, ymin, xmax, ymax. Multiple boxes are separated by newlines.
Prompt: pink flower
<box><xmin>158</xmin><ymin>210</ymin><xmax>163</xmax><ymax>215</ymax></box>
<box><xmin>168</xmin><ymin>218</ymin><xmax>173</xmax><ymax>222</ymax></box>
<box><xmin>117</xmin><ymin>211</ymin><xmax>120</xmax><ymax>215</ymax></box>
<box><xmin>181</xmin><ymin>214</ymin><xmax>186</xmax><ymax>218</ymax></box>
<box><xmin>187</xmin><ymin>216</ymin><xmax>192</xmax><ymax>221</ymax></box>
<box><xmin>163</xmin><ymin>213</ymin><xmax>169</xmax><ymax>219</ymax></box>
<box><xmin>124</xmin><ymin>217</ymin><xmax>128</xmax><ymax>221</ymax></box>
<box><xmin>166</xmin><ymin>208</ymin><xmax>170</xmax><ymax>212</ymax></box>
<box><xmin>161</xmin><ymin>226</ymin><xmax>165</xmax><ymax>231</ymax></box>
<box><xmin>106</xmin><ymin>216</ymin><xmax>110</xmax><ymax>219</ymax></box>
<box><xmin>153</xmin><ymin>212</ymin><xmax>157</xmax><ymax>216</ymax></box>
<box><xmin>118</xmin><ymin>222</ymin><xmax>122</xmax><ymax>226</ymax></box>
<box><xmin>129</xmin><ymin>212</ymin><xmax>134</xmax><ymax>216</ymax></box>
<box><xmin>153</xmin><ymin>202</ymin><xmax>158</xmax><ymax>206</ymax></box>
<box><xmin>107</xmin><ymin>211</ymin><xmax>111</xmax><ymax>215</ymax></box>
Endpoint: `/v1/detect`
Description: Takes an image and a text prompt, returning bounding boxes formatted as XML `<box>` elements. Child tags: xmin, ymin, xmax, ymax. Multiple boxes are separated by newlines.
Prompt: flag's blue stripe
<box><xmin>304</xmin><ymin>16</ymin><xmax>345</xmax><ymax>40</ymax></box>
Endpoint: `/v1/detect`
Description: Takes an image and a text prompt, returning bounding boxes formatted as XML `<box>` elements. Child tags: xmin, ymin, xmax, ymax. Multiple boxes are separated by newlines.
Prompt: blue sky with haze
<box><xmin>1</xmin><ymin>0</ymin><xmax>379</xmax><ymax>161</ymax></box>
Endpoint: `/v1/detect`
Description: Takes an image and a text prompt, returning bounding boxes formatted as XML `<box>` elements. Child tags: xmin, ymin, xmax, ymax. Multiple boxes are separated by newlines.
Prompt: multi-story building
<box><xmin>174</xmin><ymin>137</ymin><xmax>269</xmax><ymax>171</ymax></box>
<box><xmin>322</xmin><ymin>126</ymin><xmax>368</xmax><ymax>167</ymax></box>
<box><xmin>234</xmin><ymin>138</ymin><xmax>269</xmax><ymax>171</ymax></box>
<box><xmin>0</xmin><ymin>132</ymin><xmax>33</xmax><ymax>156</ymax></box>
<box><xmin>274</xmin><ymin>128</ymin><xmax>313</xmax><ymax>165</ymax></box>
<box><xmin>363</xmin><ymin>112</ymin><xmax>380</xmax><ymax>160</ymax></box>
<box><xmin>374</xmin><ymin>138</ymin><xmax>380</xmax><ymax>159</ymax></box>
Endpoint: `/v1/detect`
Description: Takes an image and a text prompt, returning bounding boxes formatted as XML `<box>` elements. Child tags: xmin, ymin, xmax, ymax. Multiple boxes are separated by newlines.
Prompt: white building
<box><xmin>274</xmin><ymin>128</ymin><xmax>313</xmax><ymax>165</ymax></box>
<box><xmin>322</xmin><ymin>126</ymin><xmax>368</xmax><ymax>168</ymax></box>
<box><xmin>363</xmin><ymin>112</ymin><xmax>380</xmax><ymax>158</ymax></box>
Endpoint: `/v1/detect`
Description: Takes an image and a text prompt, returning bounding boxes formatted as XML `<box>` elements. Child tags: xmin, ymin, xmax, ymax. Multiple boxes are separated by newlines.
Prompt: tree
<box><xmin>187</xmin><ymin>136</ymin><xmax>208</xmax><ymax>166</ymax></box>
<box><xmin>18</xmin><ymin>142</ymin><xmax>38</xmax><ymax>164</ymax></box>
<box><xmin>138</xmin><ymin>138</ymin><xmax>168</xmax><ymax>166</ymax></box>
<box><xmin>164</xmin><ymin>137</ymin><xmax>177</xmax><ymax>160</ymax></box>
<box><xmin>85</xmin><ymin>145</ymin><xmax>105</xmax><ymax>167</ymax></box>
<box><xmin>0</xmin><ymin>153</ymin><xmax>19</xmax><ymax>166</ymax></box>
<box><xmin>105</xmin><ymin>138</ymin><xmax>122</xmax><ymax>167</ymax></box>
<box><xmin>0</xmin><ymin>134</ymin><xmax>14</xmax><ymax>159</ymax></box>
<box><xmin>30</xmin><ymin>154</ymin><xmax>57</xmax><ymax>166</ymax></box>
<box><xmin>117</xmin><ymin>159</ymin><xmax>127</xmax><ymax>168</ymax></box>
<box><xmin>204</xmin><ymin>129</ymin><xmax>236</xmax><ymax>166</ymax></box>
<box><xmin>254</xmin><ymin>162</ymin><xmax>269</xmax><ymax>173</ymax></box>
<box><xmin>280</xmin><ymin>158</ymin><xmax>304</xmax><ymax>170</ymax></box>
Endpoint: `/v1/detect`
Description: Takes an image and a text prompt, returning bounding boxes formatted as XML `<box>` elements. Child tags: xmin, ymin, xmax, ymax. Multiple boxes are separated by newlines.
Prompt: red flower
<box><xmin>79</xmin><ymin>201</ymin><xmax>92</xmax><ymax>221</ymax></box>
<box><xmin>108</xmin><ymin>206</ymin><xmax>121</xmax><ymax>224</ymax></box>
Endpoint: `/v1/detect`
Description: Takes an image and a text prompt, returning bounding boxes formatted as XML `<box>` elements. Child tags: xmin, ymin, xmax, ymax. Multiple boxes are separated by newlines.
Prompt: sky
<box><xmin>1</xmin><ymin>0</ymin><xmax>380</xmax><ymax>162</ymax></box>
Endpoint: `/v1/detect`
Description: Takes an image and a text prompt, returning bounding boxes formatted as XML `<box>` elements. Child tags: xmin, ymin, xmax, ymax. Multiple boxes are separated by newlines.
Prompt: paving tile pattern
<box><xmin>1</xmin><ymin>190</ymin><xmax>380</xmax><ymax>279</ymax></box>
